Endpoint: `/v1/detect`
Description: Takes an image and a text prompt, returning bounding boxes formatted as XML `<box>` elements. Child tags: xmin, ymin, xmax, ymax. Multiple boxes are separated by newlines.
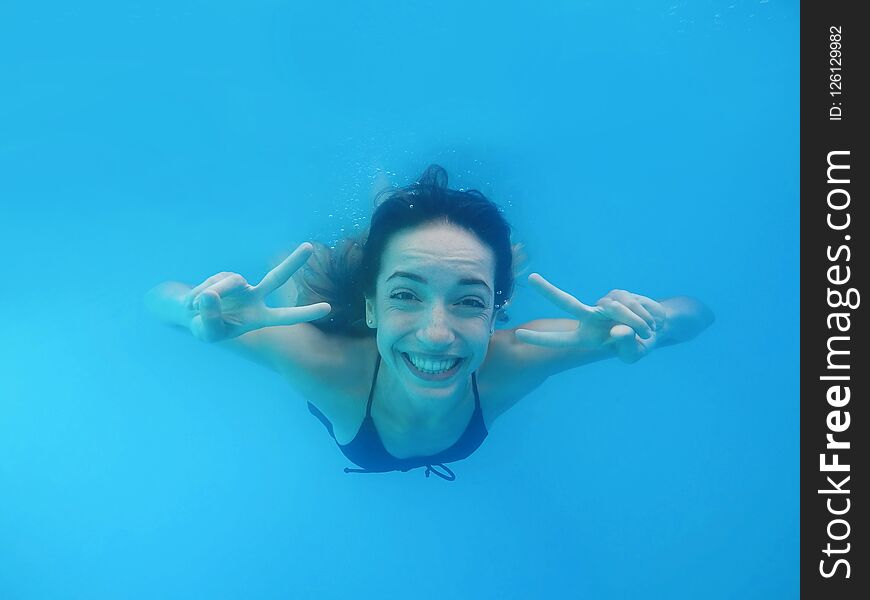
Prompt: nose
<box><xmin>416</xmin><ymin>304</ymin><xmax>455</xmax><ymax>349</ymax></box>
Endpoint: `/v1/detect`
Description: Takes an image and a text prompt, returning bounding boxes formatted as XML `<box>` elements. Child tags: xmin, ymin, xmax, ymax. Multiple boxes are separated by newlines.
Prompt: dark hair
<box><xmin>295</xmin><ymin>165</ymin><xmax>517</xmax><ymax>336</ymax></box>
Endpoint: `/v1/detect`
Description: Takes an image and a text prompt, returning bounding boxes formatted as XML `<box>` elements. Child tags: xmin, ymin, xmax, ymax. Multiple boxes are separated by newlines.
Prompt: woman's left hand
<box><xmin>515</xmin><ymin>273</ymin><xmax>668</xmax><ymax>363</ymax></box>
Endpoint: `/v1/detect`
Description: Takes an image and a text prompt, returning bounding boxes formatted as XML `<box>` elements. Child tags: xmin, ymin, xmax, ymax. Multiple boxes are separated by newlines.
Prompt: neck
<box><xmin>376</xmin><ymin>362</ymin><xmax>474</xmax><ymax>432</ymax></box>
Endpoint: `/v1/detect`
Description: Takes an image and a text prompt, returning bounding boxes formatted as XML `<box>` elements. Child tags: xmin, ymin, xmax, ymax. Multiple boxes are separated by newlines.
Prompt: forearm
<box><xmin>144</xmin><ymin>281</ymin><xmax>195</xmax><ymax>329</ymax></box>
<box><xmin>143</xmin><ymin>280</ymin><xmax>346</xmax><ymax>380</ymax></box>
<box><xmin>144</xmin><ymin>280</ymin><xmax>294</xmax><ymax>374</ymax></box>
<box><xmin>503</xmin><ymin>318</ymin><xmax>616</xmax><ymax>375</ymax></box>
<box><xmin>510</xmin><ymin>294</ymin><xmax>714</xmax><ymax>369</ymax></box>
<box><xmin>655</xmin><ymin>296</ymin><xmax>715</xmax><ymax>348</ymax></box>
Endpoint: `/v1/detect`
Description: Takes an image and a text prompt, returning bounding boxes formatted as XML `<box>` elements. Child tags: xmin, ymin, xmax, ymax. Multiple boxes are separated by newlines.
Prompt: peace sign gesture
<box><xmin>515</xmin><ymin>273</ymin><xmax>667</xmax><ymax>363</ymax></box>
<box><xmin>184</xmin><ymin>242</ymin><xmax>331</xmax><ymax>342</ymax></box>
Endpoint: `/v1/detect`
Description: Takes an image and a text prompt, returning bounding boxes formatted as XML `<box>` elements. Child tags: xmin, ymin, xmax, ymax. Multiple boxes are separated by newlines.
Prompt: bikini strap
<box><xmin>471</xmin><ymin>371</ymin><xmax>480</xmax><ymax>409</ymax></box>
<box><xmin>365</xmin><ymin>353</ymin><xmax>381</xmax><ymax>418</ymax></box>
<box><xmin>425</xmin><ymin>464</ymin><xmax>456</xmax><ymax>481</ymax></box>
<box><xmin>342</xmin><ymin>358</ymin><xmax>470</xmax><ymax>483</ymax></box>
<box><xmin>344</xmin><ymin>463</ymin><xmax>456</xmax><ymax>481</ymax></box>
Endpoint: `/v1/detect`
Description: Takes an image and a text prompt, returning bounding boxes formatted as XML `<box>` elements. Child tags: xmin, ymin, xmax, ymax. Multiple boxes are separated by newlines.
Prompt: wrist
<box><xmin>145</xmin><ymin>282</ymin><xmax>195</xmax><ymax>328</ymax></box>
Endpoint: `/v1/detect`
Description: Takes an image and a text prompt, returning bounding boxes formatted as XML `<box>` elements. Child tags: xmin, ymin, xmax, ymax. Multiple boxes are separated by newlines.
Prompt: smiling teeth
<box><xmin>407</xmin><ymin>354</ymin><xmax>459</xmax><ymax>374</ymax></box>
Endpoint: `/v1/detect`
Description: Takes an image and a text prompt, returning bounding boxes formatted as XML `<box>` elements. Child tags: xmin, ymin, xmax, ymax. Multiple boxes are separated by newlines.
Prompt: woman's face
<box><xmin>365</xmin><ymin>221</ymin><xmax>496</xmax><ymax>404</ymax></box>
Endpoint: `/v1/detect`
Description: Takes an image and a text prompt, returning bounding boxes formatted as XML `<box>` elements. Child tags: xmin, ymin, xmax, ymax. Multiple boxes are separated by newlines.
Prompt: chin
<box><xmin>395</xmin><ymin>350</ymin><xmax>473</xmax><ymax>392</ymax></box>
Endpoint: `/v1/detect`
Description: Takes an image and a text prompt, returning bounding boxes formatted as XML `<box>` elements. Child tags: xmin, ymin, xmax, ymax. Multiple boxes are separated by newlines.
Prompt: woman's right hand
<box><xmin>183</xmin><ymin>242</ymin><xmax>331</xmax><ymax>342</ymax></box>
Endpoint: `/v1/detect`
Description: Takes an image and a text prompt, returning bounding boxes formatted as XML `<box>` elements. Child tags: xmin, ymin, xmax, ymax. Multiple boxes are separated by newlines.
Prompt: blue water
<box><xmin>1</xmin><ymin>1</ymin><xmax>798</xmax><ymax>598</ymax></box>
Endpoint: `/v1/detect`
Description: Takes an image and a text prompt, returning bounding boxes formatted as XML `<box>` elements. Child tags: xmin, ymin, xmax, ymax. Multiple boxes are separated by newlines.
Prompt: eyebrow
<box><xmin>385</xmin><ymin>271</ymin><xmax>493</xmax><ymax>294</ymax></box>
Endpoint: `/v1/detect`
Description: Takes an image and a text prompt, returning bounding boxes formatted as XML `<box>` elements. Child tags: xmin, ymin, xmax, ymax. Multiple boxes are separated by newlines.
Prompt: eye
<box><xmin>390</xmin><ymin>291</ymin><xmax>418</xmax><ymax>302</ymax></box>
<box><xmin>458</xmin><ymin>297</ymin><xmax>487</xmax><ymax>309</ymax></box>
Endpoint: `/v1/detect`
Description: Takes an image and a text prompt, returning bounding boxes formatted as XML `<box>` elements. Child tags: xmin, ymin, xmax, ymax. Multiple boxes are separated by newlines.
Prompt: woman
<box><xmin>145</xmin><ymin>166</ymin><xmax>714</xmax><ymax>480</ymax></box>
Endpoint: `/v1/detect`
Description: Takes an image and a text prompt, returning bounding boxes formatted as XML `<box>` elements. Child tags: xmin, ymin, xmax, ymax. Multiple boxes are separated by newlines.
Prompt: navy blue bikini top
<box><xmin>307</xmin><ymin>354</ymin><xmax>488</xmax><ymax>480</ymax></box>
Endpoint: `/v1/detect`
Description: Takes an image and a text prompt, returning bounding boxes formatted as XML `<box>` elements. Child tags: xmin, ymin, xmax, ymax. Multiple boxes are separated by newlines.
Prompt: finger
<box><xmin>514</xmin><ymin>327</ymin><xmax>578</xmax><ymax>348</ymax></box>
<box><xmin>192</xmin><ymin>290</ymin><xmax>226</xmax><ymax>342</ymax></box>
<box><xmin>599</xmin><ymin>300</ymin><xmax>654</xmax><ymax>339</ymax></box>
<box><xmin>184</xmin><ymin>272</ymin><xmax>233</xmax><ymax>308</ymax></box>
<box><xmin>200</xmin><ymin>273</ymin><xmax>249</xmax><ymax>299</ymax></box>
<box><xmin>620</xmin><ymin>297</ymin><xmax>657</xmax><ymax>331</ymax></box>
<box><xmin>527</xmin><ymin>273</ymin><xmax>596</xmax><ymax>319</ymax></box>
<box><xmin>252</xmin><ymin>242</ymin><xmax>314</xmax><ymax>299</ymax></box>
<box><xmin>263</xmin><ymin>302</ymin><xmax>332</xmax><ymax>327</ymax></box>
<box><xmin>637</xmin><ymin>296</ymin><xmax>667</xmax><ymax>327</ymax></box>
<box><xmin>605</xmin><ymin>324</ymin><xmax>647</xmax><ymax>364</ymax></box>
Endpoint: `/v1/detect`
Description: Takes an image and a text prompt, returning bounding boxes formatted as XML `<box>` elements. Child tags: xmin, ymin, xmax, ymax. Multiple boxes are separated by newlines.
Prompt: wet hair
<box><xmin>295</xmin><ymin>165</ymin><xmax>518</xmax><ymax>336</ymax></box>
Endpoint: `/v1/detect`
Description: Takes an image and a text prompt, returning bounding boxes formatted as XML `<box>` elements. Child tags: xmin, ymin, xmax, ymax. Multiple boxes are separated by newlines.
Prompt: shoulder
<box><xmin>285</xmin><ymin>330</ymin><xmax>377</xmax><ymax>400</ymax></box>
<box><xmin>475</xmin><ymin>329</ymin><xmax>552</xmax><ymax>426</ymax></box>
<box><xmin>290</xmin><ymin>332</ymin><xmax>378</xmax><ymax>439</ymax></box>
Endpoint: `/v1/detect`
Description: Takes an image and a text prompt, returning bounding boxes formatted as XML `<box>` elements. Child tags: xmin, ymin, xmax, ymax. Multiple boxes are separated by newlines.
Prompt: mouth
<box><xmin>401</xmin><ymin>352</ymin><xmax>464</xmax><ymax>382</ymax></box>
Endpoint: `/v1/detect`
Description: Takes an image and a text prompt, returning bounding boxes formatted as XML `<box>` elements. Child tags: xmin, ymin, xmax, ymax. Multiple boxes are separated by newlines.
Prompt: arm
<box><xmin>650</xmin><ymin>296</ymin><xmax>715</xmax><ymax>349</ymax></box>
<box><xmin>480</xmin><ymin>283</ymin><xmax>714</xmax><ymax>421</ymax></box>
<box><xmin>144</xmin><ymin>279</ymin><xmax>335</xmax><ymax>375</ymax></box>
<box><xmin>505</xmin><ymin>295</ymin><xmax>714</xmax><ymax>376</ymax></box>
<box><xmin>143</xmin><ymin>244</ymin><xmax>367</xmax><ymax>402</ymax></box>
<box><xmin>145</xmin><ymin>280</ymin><xmax>197</xmax><ymax>330</ymax></box>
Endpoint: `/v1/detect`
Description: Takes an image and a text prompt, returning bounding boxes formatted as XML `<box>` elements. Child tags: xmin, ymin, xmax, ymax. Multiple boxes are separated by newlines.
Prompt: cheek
<box><xmin>379</xmin><ymin>308</ymin><xmax>417</xmax><ymax>331</ymax></box>
<box><xmin>465</xmin><ymin>322</ymin><xmax>493</xmax><ymax>352</ymax></box>
<box><xmin>375</xmin><ymin>311</ymin><xmax>417</xmax><ymax>352</ymax></box>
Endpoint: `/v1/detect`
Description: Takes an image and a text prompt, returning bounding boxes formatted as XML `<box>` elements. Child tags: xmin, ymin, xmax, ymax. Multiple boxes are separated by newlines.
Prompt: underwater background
<box><xmin>1</xmin><ymin>1</ymin><xmax>798</xmax><ymax>598</ymax></box>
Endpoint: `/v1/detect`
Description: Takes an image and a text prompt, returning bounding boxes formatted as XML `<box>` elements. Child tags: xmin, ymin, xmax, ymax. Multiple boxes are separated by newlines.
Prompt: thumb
<box><xmin>192</xmin><ymin>290</ymin><xmax>227</xmax><ymax>342</ymax></box>
<box><xmin>606</xmin><ymin>324</ymin><xmax>645</xmax><ymax>364</ymax></box>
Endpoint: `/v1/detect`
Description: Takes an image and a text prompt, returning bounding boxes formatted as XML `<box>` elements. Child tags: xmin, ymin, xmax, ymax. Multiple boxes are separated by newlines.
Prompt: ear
<box><xmin>365</xmin><ymin>296</ymin><xmax>377</xmax><ymax>328</ymax></box>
